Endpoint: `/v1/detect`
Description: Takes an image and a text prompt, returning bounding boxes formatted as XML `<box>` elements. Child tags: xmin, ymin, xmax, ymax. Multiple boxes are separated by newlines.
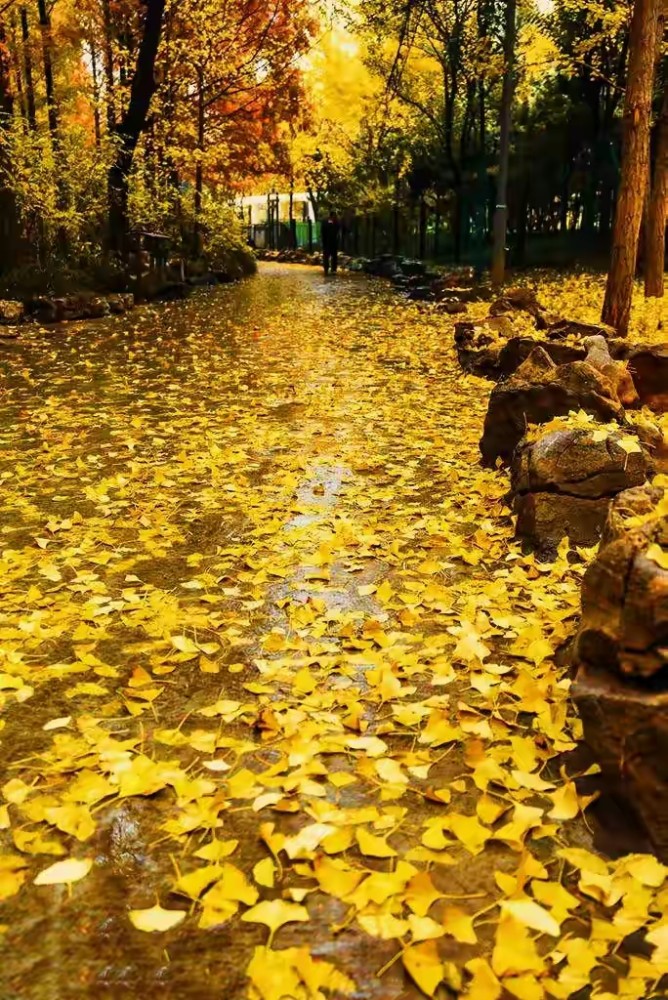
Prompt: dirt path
<box><xmin>0</xmin><ymin>265</ymin><xmax>655</xmax><ymax>1000</ymax></box>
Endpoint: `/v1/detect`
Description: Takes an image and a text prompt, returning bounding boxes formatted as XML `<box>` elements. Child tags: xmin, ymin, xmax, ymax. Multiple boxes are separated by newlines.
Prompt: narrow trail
<box><xmin>0</xmin><ymin>265</ymin><xmax>653</xmax><ymax>999</ymax></box>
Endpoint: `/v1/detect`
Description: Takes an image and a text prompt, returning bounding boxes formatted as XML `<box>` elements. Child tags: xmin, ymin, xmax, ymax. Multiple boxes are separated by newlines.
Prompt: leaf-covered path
<box><xmin>0</xmin><ymin>265</ymin><xmax>662</xmax><ymax>1000</ymax></box>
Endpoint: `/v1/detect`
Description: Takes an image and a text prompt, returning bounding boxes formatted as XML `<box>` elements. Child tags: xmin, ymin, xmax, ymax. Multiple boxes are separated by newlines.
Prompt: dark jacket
<box><xmin>321</xmin><ymin>217</ymin><xmax>340</xmax><ymax>253</ymax></box>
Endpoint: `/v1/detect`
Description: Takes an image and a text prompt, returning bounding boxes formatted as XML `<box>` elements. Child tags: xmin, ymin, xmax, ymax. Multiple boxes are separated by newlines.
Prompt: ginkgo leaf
<box><xmin>171</xmin><ymin>634</ymin><xmax>200</xmax><ymax>654</ymax></box>
<box><xmin>465</xmin><ymin>958</ymin><xmax>502</xmax><ymax>1000</ymax></box>
<box><xmin>646</xmin><ymin>544</ymin><xmax>668</xmax><ymax>571</ymax></box>
<box><xmin>34</xmin><ymin>858</ymin><xmax>92</xmax><ymax>886</ymax></box>
<box><xmin>42</xmin><ymin>716</ymin><xmax>72</xmax><ymax>731</ymax></box>
<box><xmin>252</xmin><ymin>858</ymin><xmax>275</xmax><ymax>888</ymax></box>
<box><xmin>500</xmin><ymin>898</ymin><xmax>561</xmax><ymax>936</ymax></box>
<box><xmin>241</xmin><ymin>899</ymin><xmax>309</xmax><ymax>945</ymax></box>
<box><xmin>357</xmin><ymin>912</ymin><xmax>409</xmax><ymax>939</ymax></box>
<box><xmin>402</xmin><ymin>940</ymin><xmax>444</xmax><ymax>997</ymax></box>
<box><xmin>129</xmin><ymin>904</ymin><xmax>187</xmax><ymax>932</ymax></box>
<box><xmin>356</xmin><ymin>827</ymin><xmax>397</xmax><ymax>858</ymax></box>
<box><xmin>442</xmin><ymin>905</ymin><xmax>478</xmax><ymax>944</ymax></box>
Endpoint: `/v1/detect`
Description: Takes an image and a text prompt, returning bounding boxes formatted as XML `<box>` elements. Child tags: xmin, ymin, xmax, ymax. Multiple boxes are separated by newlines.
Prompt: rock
<box><xmin>584</xmin><ymin>336</ymin><xmax>638</xmax><ymax>407</ymax></box>
<box><xmin>611</xmin><ymin>343</ymin><xmax>668</xmax><ymax>413</ymax></box>
<box><xmin>512</xmin><ymin>427</ymin><xmax>650</xmax><ymax>551</ymax></box>
<box><xmin>575</xmin><ymin>509</ymin><xmax>668</xmax><ymax>679</ymax></box>
<box><xmin>48</xmin><ymin>294</ymin><xmax>111</xmax><ymax>321</ymax></box>
<box><xmin>602</xmin><ymin>484</ymin><xmax>666</xmax><ymax>546</ymax></box>
<box><xmin>454</xmin><ymin>316</ymin><xmax>514</xmax><ymax>377</ymax></box>
<box><xmin>438</xmin><ymin>285</ymin><xmax>493</xmax><ymax>304</ymax></box>
<box><xmin>547</xmin><ymin>319</ymin><xmax>615</xmax><ymax>341</ymax></box>
<box><xmin>436</xmin><ymin>300</ymin><xmax>468</xmax><ymax>316</ymax></box>
<box><xmin>400</xmin><ymin>259</ymin><xmax>427</xmax><ymax>277</ymax></box>
<box><xmin>364</xmin><ymin>255</ymin><xmax>403</xmax><ymax>279</ymax></box>
<box><xmin>107</xmin><ymin>293</ymin><xmax>135</xmax><ymax>315</ymax></box>
<box><xmin>571</xmin><ymin>487</ymin><xmax>668</xmax><ymax>854</ymax></box>
<box><xmin>433</xmin><ymin>267</ymin><xmax>476</xmax><ymax>289</ymax></box>
<box><xmin>496</xmin><ymin>336</ymin><xmax>586</xmax><ymax>378</ymax></box>
<box><xmin>489</xmin><ymin>287</ymin><xmax>550</xmax><ymax>328</ymax></box>
<box><xmin>87</xmin><ymin>296</ymin><xmax>111</xmax><ymax>318</ymax></box>
<box><xmin>405</xmin><ymin>286</ymin><xmax>435</xmax><ymax>302</ymax></box>
<box><xmin>480</xmin><ymin>347</ymin><xmax>626</xmax><ymax>466</ymax></box>
<box><xmin>27</xmin><ymin>296</ymin><xmax>59</xmax><ymax>323</ymax></box>
<box><xmin>572</xmin><ymin>665</ymin><xmax>668</xmax><ymax>857</ymax></box>
<box><xmin>0</xmin><ymin>300</ymin><xmax>24</xmax><ymax>325</ymax></box>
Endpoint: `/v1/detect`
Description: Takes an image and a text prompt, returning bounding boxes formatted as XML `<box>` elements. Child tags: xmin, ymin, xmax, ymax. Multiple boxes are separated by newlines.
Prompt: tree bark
<box><xmin>36</xmin><ymin>0</ymin><xmax>57</xmax><ymax>140</ymax></box>
<box><xmin>101</xmin><ymin>0</ymin><xmax>115</xmax><ymax>132</ymax></box>
<box><xmin>20</xmin><ymin>7</ymin><xmax>36</xmax><ymax>130</ymax></box>
<box><xmin>645</xmin><ymin>78</ymin><xmax>668</xmax><ymax>296</ymax></box>
<box><xmin>0</xmin><ymin>22</ymin><xmax>19</xmax><ymax>272</ymax></box>
<box><xmin>90</xmin><ymin>37</ymin><xmax>101</xmax><ymax>146</ymax></box>
<box><xmin>491</xmin><ymin>0</ymin><xmax>517</xmax><ymax>286</ymax></box>
<box><xmin>193</xmin><ymin>64</ymin><xmax>204</xmax><ymax>253</ymax></box>
<box><xmin>602</xmin><ymin>0</ymin><xmax>661</xmax><ymax>334</ymax></box>
<box><xmin>107</xmin><ymin>0</ymin><xmax>166</xmax><ymax>258</ymax></box>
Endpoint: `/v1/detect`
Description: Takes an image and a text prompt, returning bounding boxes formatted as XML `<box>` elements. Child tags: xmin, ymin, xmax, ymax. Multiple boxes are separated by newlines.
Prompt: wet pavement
<box><xmin>0</xmin><ymin>264</ymin><xmax>646</xmax><ymax>1000</ymax></box>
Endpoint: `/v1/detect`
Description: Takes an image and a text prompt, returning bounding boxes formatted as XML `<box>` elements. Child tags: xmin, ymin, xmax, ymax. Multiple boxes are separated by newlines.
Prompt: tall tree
<box><xmin>602</xmin><ymin>0</ymin><xmax>661</xmax><ymax>334</ymax></box>
<box><xmin>37</xmin><ymin>0</ymin><xmax>58</xmax><ymax>140</ymax></box>
<box><xmin>0</xmin><ymin>21</ymin><xmax>19</xmax><ymax>271</ymax></box>
<box><xmin>490</xmin><ymin>0</ymin><xmax>517</xmax><ymax>286</ymax></box>
<box><xmin>645</xmin><ymin>66</ymin><xmax>668</xmax><ymax>297</ymax></box>
<box><xmin>20</xmin><ymin>7</ymin><xmax>36</xmax><ymax>129</ymax></box>
<box><xmin>107</xmin><ymin>0</ymin><xmax>166</xmax><ymax>256</ymax></box>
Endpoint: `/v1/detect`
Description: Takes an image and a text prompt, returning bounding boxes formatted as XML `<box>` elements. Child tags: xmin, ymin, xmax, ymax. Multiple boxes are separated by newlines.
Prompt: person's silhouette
<box><xmin>321</xmin><ymin>210</ymin><xmax>340</xmax><ymax>275</ymax></box>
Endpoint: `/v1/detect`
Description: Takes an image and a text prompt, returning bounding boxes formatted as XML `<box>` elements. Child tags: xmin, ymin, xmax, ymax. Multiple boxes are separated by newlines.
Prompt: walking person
<box><xmin>321</xmin><ymin>209</ymin><xmax>340</xmax><ymax>276</ymax></box>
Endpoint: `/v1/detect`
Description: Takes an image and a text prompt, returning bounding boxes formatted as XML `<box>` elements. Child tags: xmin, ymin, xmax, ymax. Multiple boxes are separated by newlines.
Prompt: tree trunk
<box><xmin>491</xmin><ymin>0</ymin><xmax>517</xmax><ymax>286</ymax></box>
<box><xmin>37</xmin><ymin>0</ymin><xmax>57</xmax><ymax>139</ymax></box>
<box><xmin>645</xmin><ymin>78</ymin><xmax>668</xmax><ymax>296</ymax></box>
<box><xmin>418</xmin><ymin>194</ymin><xmax>427</xmax><ymax>259</ymax></box>
<box><xmin>101</xmin><ymin>0</ymin><xmax>115</xmax><ymax>131</ymax></box>
<box><xmin>0</xmin><ymin>23</ymin><xmax>19</xmax><ymax>272</ymax></box>
<box><xmin>90</xmin><ymin>37</ymin><xmax>101</xmax><ymax>146</ymax></box>
<box><xmin>193</xmin><ymin>65</ymin><xmax>204</xmax><ymax>254</ymax></box>
<box><xmin>107</xmin><ymin>0</ymin><xmax>166</xmax><ymax>258</ymax></box>
<box><xmin>602</xmin><ymin>0</ymin><xmax>661</xmax><ymax>334</ymax></box>
<box><xmin>20</xmin><ymin>7</ymin><xmax>36</xmax><ymax>130</ymax></box>
<box><xmin>9</xmin><ymin>14</ymin><xmax>26</xmax><ymax>122</ymax></box>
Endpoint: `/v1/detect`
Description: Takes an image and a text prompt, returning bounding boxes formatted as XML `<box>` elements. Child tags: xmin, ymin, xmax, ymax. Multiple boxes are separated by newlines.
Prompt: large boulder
<box><xmin>512</xmin><ymin>427</ymin><xmax>650</xmax><ymax>552</ymax></box>
<box><xmin>496</xmin><ymin>336</ymin><xmax>586</xmax><ymax>378</ymax></box>
<box><xmin>602</xmin><ymin>484</ymin><xmax>666</xmax><ymax>545</ymax></box>
<box><xmin>583</xmin><ymin>336</ymin><xmax>638</xmax><ymax>408</ymax></box>
<box><xmin>611</xmin><ymin>343</ymin><xmax>668</xmax><ymax>413</ymax></box>
<box><xmin>575</xmin><ymin>505</ymin><xmax>668</xmax><ymax>680</ymax></box>
<box><xmin>572</xmin><ymin>492</ymin><xmax>668</xmax><ymax>855</ymax></box>
<box><xmin>573</xmin><ymin>666</ymin><xmax>668</xmax><ymax>856</ymax></box>
<box><xmin>480</xmin><ymin>347</ymin><xmax>625</xmax><ymax>466</ymax></box>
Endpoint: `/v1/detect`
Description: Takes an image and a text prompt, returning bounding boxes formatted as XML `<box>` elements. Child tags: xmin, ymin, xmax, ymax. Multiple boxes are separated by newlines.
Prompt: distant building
<box><xmin>236</xmin><ymin>192</ymin><xmax>316</xmax><ymax>226</ymax></box>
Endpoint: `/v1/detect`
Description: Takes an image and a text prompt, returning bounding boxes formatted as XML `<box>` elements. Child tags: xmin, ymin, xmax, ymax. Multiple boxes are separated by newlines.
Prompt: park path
<box><xmin>0</xmin><ymin>265</ymin><xmax>622</xmax><ymax>999</ymax></box>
